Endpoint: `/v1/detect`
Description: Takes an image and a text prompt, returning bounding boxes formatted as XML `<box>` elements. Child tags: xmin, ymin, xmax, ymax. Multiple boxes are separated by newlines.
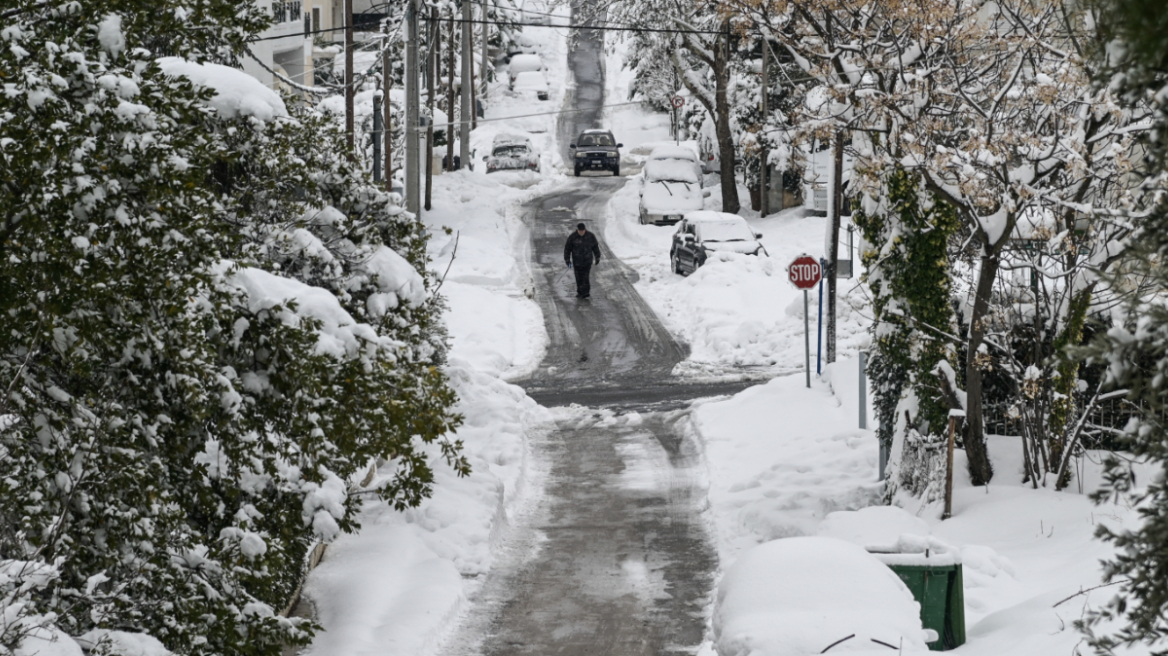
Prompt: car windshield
<box><xmin>699</xmin><ymin>220</ymin><xmax>755</xmax><ymax>242</ymax></box>
<box><xmin>644</xmin><ymin>159</ymin><xmax>699</xmax><ymax>184</ymax></box>
<box><xmin>579</xmin><ymin>134</ymin><xmax>614</xmax><ymax>147</ymax></box>
<box><xmin>493</xmin><ymin>145</ymin><xmax>528</xmax><ymax>157</ymax></box>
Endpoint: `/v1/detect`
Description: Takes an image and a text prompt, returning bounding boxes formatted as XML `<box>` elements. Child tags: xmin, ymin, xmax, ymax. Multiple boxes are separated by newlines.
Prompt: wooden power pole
<box><xmin>344</xmin><ymin>0</ymin><xmax>354</xmax><ymax>152</ymax></box>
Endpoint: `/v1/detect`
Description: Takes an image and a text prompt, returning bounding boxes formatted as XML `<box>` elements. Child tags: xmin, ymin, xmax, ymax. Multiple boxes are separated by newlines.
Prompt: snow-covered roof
<box><xmin>649</xmin><ymin>144</ymin><xmax>699</xmax><ymax>162</ymax></box>
<box><xmin>685</xmin><ymin>210</ymin><xmax>745</xmax><ymax>224</ymax></box>
<box><xmin>644</xmin><ymin>158</ymin><xmax>699</xmax><ymax>184</ymax></box>
<box><xmin>508</xmin><ymin>54</ymin><xmax>543</xmax><ymax>73</ymax></box>
<box><xmin>157</xmin><ymin>57</ymin><xmax>287</xmax><ymax>122</ymax></box>
<box><xmin>512</xmin><ymin>71</ymin><xmax>548</xmax><ymax>91</ymax></box>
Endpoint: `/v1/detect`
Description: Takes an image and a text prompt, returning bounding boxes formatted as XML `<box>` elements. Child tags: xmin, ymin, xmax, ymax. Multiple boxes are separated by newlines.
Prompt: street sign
<box><xmin>788</xmin><ymin>255</ymin><xmax>822</xmax><ymax>289</ymax></box>
<box><xmin>788</xmin><ymin>254</ymin><xmax>822</xmax><ymax>388</ymax></box>
<box><xmin>671</xmin><ymin>96</ymin><xmax>685</xmax><ymax>108</ymax></box>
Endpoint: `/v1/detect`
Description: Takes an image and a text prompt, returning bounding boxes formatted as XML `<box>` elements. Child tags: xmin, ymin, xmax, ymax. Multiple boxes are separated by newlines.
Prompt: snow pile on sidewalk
<box><xmin>696</xmin><ymin>356</ymin><xmax>1154</xmax><ymax>656</ymax></box>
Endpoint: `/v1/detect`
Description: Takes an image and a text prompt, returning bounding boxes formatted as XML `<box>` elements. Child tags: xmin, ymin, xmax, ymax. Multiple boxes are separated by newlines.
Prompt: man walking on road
<box><xmin>564</xmin><ymin>222</ymin><xmax>601</xmax><ymax>298</ymax></box>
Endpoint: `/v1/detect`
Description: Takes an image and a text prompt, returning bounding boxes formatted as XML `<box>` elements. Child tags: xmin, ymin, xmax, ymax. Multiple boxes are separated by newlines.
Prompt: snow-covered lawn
<box><xmin>696</xmin><ymin>359</ymin><xmax>1152</xmax><ymax>656</ymax></box>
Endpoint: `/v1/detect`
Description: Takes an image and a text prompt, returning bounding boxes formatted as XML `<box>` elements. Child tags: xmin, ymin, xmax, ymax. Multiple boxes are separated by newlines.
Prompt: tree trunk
<box><xmin>714</xmin><ymin>19</ymin><xmax>739</xmax><ymax>214</ymax></box>
<box><xmin>963</xmin><ymin>252</ymin><xmax>999</xmax><ymax>485</ymax></box>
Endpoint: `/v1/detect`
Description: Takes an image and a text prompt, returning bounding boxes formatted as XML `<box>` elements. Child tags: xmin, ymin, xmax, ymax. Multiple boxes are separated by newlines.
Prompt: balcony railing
<box><xmin>272</xmin><ymin>1</ymin><xmax>302</xmax><ymax>24</ymax></box>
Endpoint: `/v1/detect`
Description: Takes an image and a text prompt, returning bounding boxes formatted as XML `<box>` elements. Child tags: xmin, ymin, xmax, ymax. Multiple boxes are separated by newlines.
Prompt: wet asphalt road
<box><xmin>435</xmin><ymin>4</ymin><xmax>756</xmax><ymax>655</ymax></box>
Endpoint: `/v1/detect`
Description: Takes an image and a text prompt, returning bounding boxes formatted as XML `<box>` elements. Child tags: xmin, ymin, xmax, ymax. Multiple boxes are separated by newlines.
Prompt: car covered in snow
<box><xmin>506</xmin><ymin>33</ymin><xmax>540</xmax><ymax>59</ymax></box>
<box><xmin>714</xmin><ymin>537</ymin><xmax>933</xmax><ymax>655</ymax></box>
<box><xmin>507</xmin><ymin>54</ymin><xmax>544</xmax><ymax>86</ymax></box>
<box><xmin>482</xmin><ymin>134</ymin><xmax>540</xmax><ymax>173</ymax></box>
<box><xmin>646</xmin><ymin>144</ymin><xmax>704</xmax><ymax>185</ymax></box>
<box><xmin>638</xmin><ymin>155</ymin><xmax>707</xmax><ymax>225</ymax></box>
<box><xmin>670</xmin><ymin>211</ymin><xmax>766</xmax><ymax>275</ymax></box>
<box><xmin>511</xmin><ymin>70</ymin><xmax>550</xmax><ymax>101</ymax></box>
<box><xmin>570</xmin><ymin>129</ymin><xmax>622</xmax><ymax>176</ymax></box>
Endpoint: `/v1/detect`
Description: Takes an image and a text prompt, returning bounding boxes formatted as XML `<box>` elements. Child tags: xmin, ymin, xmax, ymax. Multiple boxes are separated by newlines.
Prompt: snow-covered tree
<box><xmin>1074</xmin><ymin>0</ymin><xmax>1168</xmax><ymax>650</ymax></box>
<box><xmin>0</xmin><ymin>3</ymin><xmax>464</xmax><ymax>655</ymax></box>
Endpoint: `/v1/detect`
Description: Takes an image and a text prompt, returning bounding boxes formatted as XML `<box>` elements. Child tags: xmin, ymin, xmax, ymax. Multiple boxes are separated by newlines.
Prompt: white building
<box><xmin>243</xmin><ymin>1</ymin><xmax>314</xmax><ymax>89</ymax></box>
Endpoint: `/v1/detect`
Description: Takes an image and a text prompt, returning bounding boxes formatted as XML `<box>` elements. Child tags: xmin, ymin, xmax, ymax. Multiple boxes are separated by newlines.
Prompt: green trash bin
<box><xmin>870</xmin><ymin>551</ymin><xmax>966</xmax><ymax>651</ymax></box>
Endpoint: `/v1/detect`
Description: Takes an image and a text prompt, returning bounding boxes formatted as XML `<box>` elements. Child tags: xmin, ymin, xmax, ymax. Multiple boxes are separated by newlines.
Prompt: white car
<box><xmin>512</xmin><ymin>70</ymin><xmax>549</xmax><ymax>101</ymax></box>
<box><xmin>508</xmin><ymin>54</ymin><xmax>543</xmax><ymax>86</ymax></box>
<box><xmin>646</xmin><ymin>144</ymin><xmax>704</xmax><ymax>185</ymax></box>
<box><xmin>483</xmin><ymin>134</ymin><xmax>540</xmax><ymax>173</ymax></box>
<box><xmin>715</xmin><ymin>537</ymin><xmax>933</xmax><ymax>655</ymax></box>
<box><xmin>669</xmin><ymin>211</ymin><xmax>766</xmax><ymax>275</ymax></box>
<box><xmin>639</xmin><ymin>157</ymin><xmax>706</xmax><ymax>225</ymax></box>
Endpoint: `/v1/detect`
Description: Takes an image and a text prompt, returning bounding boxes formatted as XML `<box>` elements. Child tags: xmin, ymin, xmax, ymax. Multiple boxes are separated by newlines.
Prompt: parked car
<box><xmin>570</xmin><ymin>130</ymin><xmax>622</xmax><ymax>176</ymax></box>
<box><xmin>512</xmin><ymin>70</ymin><xmax>549</xmax><ymax>101</ymax></box>
<box><xmin>508</xmin><ymin>54</ymin><xmax>543</xmax><ymax>86</ymax></box>
<box><xmin>646</xmin><ymin>144</ymin><xmax>704</xmax><ymax>185</ymax></box>
<box><xmin>506</xmin><ymin>33</ymin><xmax>540</xmax><ymax>60</ymax></box>
<box><xmin>482</xmin><ymin>134</ymin><xmax>540</xmax><ymax>173</ymax></box>
<box><xmin>639</xmin><ymin>157</ymin><xmax>707</xmax><ymax>225</ymax></box>
<box><xmin>670</xmin><ymin>211</ymin><xmax>767</xmax><ymax>275</ymax></box>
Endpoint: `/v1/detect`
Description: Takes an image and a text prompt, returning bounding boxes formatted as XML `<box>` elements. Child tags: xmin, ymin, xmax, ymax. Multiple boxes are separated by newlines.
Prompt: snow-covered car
<box><xmin>508</xmin><ymin>54</ymin><xmax>543</xmax><ymax>86</ymax></box>
<box><xmin>670</xmin><ymin>211</ymin><xmax>766</xmax><ymax>275</ymax></box>
<box><xmin>715</xmin><ymin>537</ymin><xmax>933</xmax><ymax>655</ymax></box>
<box><xmin>482</xmin><ymin>134</ymin><xmax>540</xmax><ymax>173</ymax></box>
<box><xmin>570</xmin><ymin>129</ymin><xmax>622</xmax><ymax>176</ymax></box>
<box><xmin>512</xmin><ymin>70</ymin><xmax>549</xmax><ymax>101</ymax></box>
<box><xmin>646</xmin><ymin>144</ymin><xmax>704</xmax><ymax>186</ymax></box>
<box><xmin>638</xmin><ymin>157</ymin><xmax>707</xmax><ymax>225</ymax></box>
<box><xmin>506</xmin><ymin>33</ymin><xmax>540</xmax><ymax>59</ymax></box>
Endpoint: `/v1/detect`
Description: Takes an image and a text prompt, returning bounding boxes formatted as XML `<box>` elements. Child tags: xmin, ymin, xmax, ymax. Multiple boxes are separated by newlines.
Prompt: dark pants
<box><xmin>573</xmin><ymin>263</ymin><xmax>592</xmax><ymax>297</ymax></box>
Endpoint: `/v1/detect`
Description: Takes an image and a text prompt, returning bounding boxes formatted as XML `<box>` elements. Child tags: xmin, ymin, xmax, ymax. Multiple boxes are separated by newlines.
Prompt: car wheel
<box><xmin>574</xmin><ymin>167</ymin><xmax>581</xmax><ymax>177</ymax></box>
<box><xmin>671</xmin><ymin>252</ymin><xmax>683</xmax><ymax>275</ymax></box>
<box><xmin>612</xmin><ymin>165</ymin><xmax>620</xmax><ymax>176</ymax></box>
<box><xmin>639</xmin><ymin>210</ymin><xmax>647</xmax><ymax>225</ymax></box>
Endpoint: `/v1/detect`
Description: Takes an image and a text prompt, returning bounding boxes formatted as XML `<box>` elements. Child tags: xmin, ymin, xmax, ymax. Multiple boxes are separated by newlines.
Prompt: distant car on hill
<box><xmin>508</xmin><ymin>54</ymin><xmax>544</xmax><ymax>86</ymax></box>
<box><xmin>670</xmin><ymin>211</ymin><xmax>766</xmax><ymax>275</ymax></box>
<box><xmin>483</xmin><ymin>134</ymin><xmax>540</xmax><ymax>173</ymax></box>
<box><xmin>570</xmin><ymin>130</ymin><xmax>622</xmax><ymax>176</ymax></box>
<box><xmin>512</xmin><ymin>70</ymin><xmax>549</xmax><ymax>101</ymax></box>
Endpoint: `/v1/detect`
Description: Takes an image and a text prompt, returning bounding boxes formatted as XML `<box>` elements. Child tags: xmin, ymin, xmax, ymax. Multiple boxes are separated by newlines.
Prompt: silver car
<box><xmin>483</xmin><ymin>135</ymin><xmax>540</xmax><ymax>173</ymax></box>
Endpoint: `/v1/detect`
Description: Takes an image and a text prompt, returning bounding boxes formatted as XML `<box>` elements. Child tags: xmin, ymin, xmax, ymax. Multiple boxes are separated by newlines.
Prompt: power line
<box><xmin>409</xmin><ymin>100</ymin><xmax>655</xmax><ymax>132</ymax></box>
<box><xmin>419</xmin><ymin>14</ymin><xmax>728</xmax><ymax>36</ymax></box>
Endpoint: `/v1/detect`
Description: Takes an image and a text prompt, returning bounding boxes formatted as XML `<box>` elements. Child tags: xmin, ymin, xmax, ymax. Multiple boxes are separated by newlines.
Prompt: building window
<box><xmin>272</xmin><ymin>1</ymin><xmax>302</xmax><ymax>24</ymax></box>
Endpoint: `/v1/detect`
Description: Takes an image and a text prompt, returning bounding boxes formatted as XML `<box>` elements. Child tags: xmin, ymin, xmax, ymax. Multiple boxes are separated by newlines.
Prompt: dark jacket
<box><xmin>564</xmin><ymin>231</ymin><xmax>601</xmax><ymax>266</ymax></box>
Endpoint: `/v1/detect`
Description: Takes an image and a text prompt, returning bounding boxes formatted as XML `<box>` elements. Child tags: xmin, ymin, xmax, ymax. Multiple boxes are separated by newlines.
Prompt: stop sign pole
<box><xmin>788</xmin><ymin>255</ymin><xmax>823</xmax><ymax>388</ymax></box>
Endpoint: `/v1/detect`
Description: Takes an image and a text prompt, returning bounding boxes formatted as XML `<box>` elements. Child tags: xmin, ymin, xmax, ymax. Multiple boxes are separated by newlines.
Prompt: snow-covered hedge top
<box><xmin>157</xmin><ymin>57</ymin><xmax>287</xmax><ymax>121</ymax></box>
<box><xmin>358</xmin><ymin>246</ymin><xmax>429</xmax><ymax>316</ymax></box>
<box><xmin>224</xmin><ymin>265</ymin><xmax>402</xmax><ymax>359</ymax></box>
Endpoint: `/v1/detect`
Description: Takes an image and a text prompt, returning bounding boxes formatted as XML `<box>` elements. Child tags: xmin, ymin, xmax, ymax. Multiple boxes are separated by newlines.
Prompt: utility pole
<box><xmin>405</xmin><ymin>0</ymin><xmax>420</xmax><ymax>214</ymax></box>
<box><xmin>446</xmin><ymin>11</ymin><xmax>455</xmax><ymax>172</ymax></box>
<box><xmin>344</xmin><ymin>0</ymin><xmax>354</xmax><ymax>152</ymax></box>
<box><xmin>425</xmin><ymin>6</ymin><xmax>437</xmax><ymax>210</ymax></box>
<box><xmin>480</xmin><ymin>1</ymin><xmax>489</xmax><ymax>101</ymax></box>
<box><xmin>826</xmin><ymin>129</ymin><xmax>843</xmax><ymax>364</ymax></box>
<box><xmin>759</xmin><ymin>37</ymin><xmax>770</xmax><ymax>217</ymax></box>
<box><xmin>390</xmin><ymin>21</ymin><xmax>399</xmax><ymax>189</ymax></box>
<box><xmin>373</xmin><ymin>91</ymin><xmax>382</xmax><ymax>181</ymax></box>
<box><xmin>460</xmin><ymin>0</ymin><xmax>472</xmax><ymax>170</ymax></box>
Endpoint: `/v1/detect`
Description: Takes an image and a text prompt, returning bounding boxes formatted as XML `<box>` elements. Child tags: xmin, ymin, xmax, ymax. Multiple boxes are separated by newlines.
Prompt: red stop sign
<box><xmin>788</xmin><ymin>255</ymin><xmax>822</xmax><ymax>289</ymax></box>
